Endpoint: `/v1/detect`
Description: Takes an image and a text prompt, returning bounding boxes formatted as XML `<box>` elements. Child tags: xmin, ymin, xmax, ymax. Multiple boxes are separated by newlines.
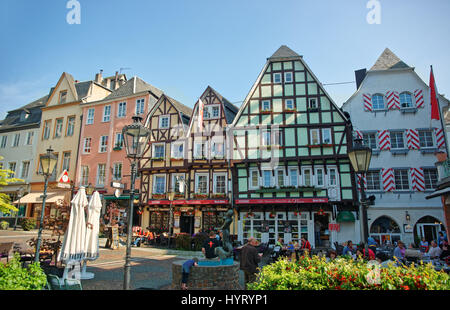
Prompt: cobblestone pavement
<box><xmin>0</xmin><ymin>229</ymin><xmax>249</xmax><ymax>290</ymax></box>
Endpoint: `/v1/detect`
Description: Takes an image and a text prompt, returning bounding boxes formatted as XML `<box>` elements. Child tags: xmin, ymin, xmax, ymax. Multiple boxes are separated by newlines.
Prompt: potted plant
<box><xmin>113</xmin><ymin>143</ymin><xmax>122</xmax><ymax>151</ymax></box>
<box><xmin>193</xmin><ymin>193</ymin><xmax>208</xmax><ymax>199</ymax></box>
<box><xmin>152</xmin><ymin>193</ymin><xmax>166</xmax><ymax>199</ymax></box>
<box><xmin>151</xmin><ymin>157</ymin><xmax>165</xmax><ymax>161</ymax></box>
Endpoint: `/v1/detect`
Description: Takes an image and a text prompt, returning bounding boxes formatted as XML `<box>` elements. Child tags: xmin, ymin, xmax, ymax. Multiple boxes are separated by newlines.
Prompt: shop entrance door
<box><xmin>180</xmin><ymin>215</ymin><xmax>194</xmax><ymax>235</ymax></box>
<box><xmin>314</xmin><ymin>213</ymin><xmax>330</xmax><ymax>248</ymax></box>
<box><xmin>417</xmin><ymin>224</ymin><xmax>441</xmax><ymax>243</ymax></box>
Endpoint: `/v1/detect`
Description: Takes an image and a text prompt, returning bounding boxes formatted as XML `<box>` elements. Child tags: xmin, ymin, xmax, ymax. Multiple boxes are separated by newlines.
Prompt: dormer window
<box><xmin>159</xmin><ymin>115</ymin><xmax>170</xmax><ymax>129</ymax></box>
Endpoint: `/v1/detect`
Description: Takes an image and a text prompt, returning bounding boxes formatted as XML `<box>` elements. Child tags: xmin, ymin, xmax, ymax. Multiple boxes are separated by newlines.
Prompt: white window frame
<box><xmin>249</xmin><ymin>169</ymin><xmax>259</xmax><ymax>190</ymax></box>
<box><xmin>309</xmin><ymin>98</ymin><xmax>318</xmax><ymax>109</ymax></box>
<box><xmin>327</xmin><ymin>166</ymin><xmax>339</xmax><ymax>187</ymax></box>
<box><xmin>62</xmin><ymin>152</ymin><xmax>71</xmax><ymax>171</ymax></box>
<box><xmin>289</xmin><ymin>168</ymin><xmax>299</xmax><ymax>187</ymax></box>
<box><xmin>26</xmin><ymin>131</ymin><xmax>34</xmax><ymax>145</ymax></box>
<box><xmin>195</xmin><ymin>173</ymin><xmax>209</xmax><ymax>194</ymax></box>
<box><xmin>86</xmin><ymin>108</ymin><xmax>95</xmax><ymax>125</ymax></box>
<box><xmin>112</xmin><ymin>162</ymin><xmax>123</xmax><ymax>181</ymax></box>
<box><xmin>211</xmin><ymin>139</ymin><xmax>224</xmax><ymax>158</ymax></box>
<box><xmin>285</xmin><ymin>99</ymin><xmax>294</xmax><ymax>110</ymax></box>
<box><xmin>172</xmin><ymin>173</ymin><xmax>185</xmax><ymax>193</ymax></box>
<box><xmin>12</xmin><ymin>133</ymin><xmax>20</xmax><ymax>147</ymax></box>
<box><xmin>67</xmin><ymin>116</ymin><xmax>75</xmax><ymax>136</ymax></box>
<box><xmin>390</xmin><ymin>131</ymin><xmax>406</xmax><ymax>150</ymax></box>
<box><xmin>418</xmin><ymin>130</ymin><xmax>435</xmax><ymax>149</ymax></box>
<box><xmin>315</xmin><ymin>167</ymin><xmax>325</xmax><ymax>187</ymax></box>
<box><xmin>310</xmin><ymin>129</ymin><xmax>320</xmax><ymax>145</ymax></box>
<box><xmin>171</xmin><ymin>142</ymin><xmax>184</xmax><ymax>159</ymax></box>
<box><xmin>43</xmin><ymin>121</ymin><xmax>51</xmax><ymax>140</ymax></box>
<box><xmin>8</xmin><ymin>162</ymin><xmax>17</xmax><ymax>177</ymax></box>
<box><xmin>20</xmin><ymin>161</ymin><xmax>30</xmax><ymax>179</ymax></box>
<box><xmin>194</xmin><ymin>141</ymin><xmax>207</xmax><ymax>159</ymax></box>
<box><xmin>273</xmin><ymin>73</ymin><xmax>282</xmax><ymax>84</ymax></box>
<box><xmin>83</xmin><ymin>137</ymin><xmax>92</xmax><ymax>154</ymax></box>
<box><xmin>115</xmin><ymin>132</ymin><xmax>124</xmax><ymax>148</ymax></box>
<box><xmin>117</xmin><ymin>102</ymin><xmax>127</xmax><ymax>118</ymax></box>
<box><xmin>302</xmin><ymin>167</ymin><xmax>313</xmax><ymax>186</ymax></box>
<box><xmin>284</xmin><ymin>72</ymin><xmax>293</xmax><ymax>83</ymax></box>
<box><xmin>136</xmin><ymin>98</ymin><xmax>145</xmax><ymax>115</ymax></box>
<box><xmin>322</xmin><ymin>128</ymin><xmax>332</xmax><ymax>145</ymax></box>
<box><xmin>102</xmin><ymin>105</ymin><xmax>111</xmax><ymax>122</ymax></box>
<box><xmin>261</xmin><ymin>169</ymin><xmax>273</xmax><ymax>188</ymax></box>
<box><xmin>276</xmin><ymin>169</ymin><xmax>286</xmax><ymax>188</ymax></box>
<box><xmin>159</xmin><ymin>115</ymin><xmax>170</xmax><ymax>129</ymax></box>
<box><xmin>81</xmin><ymin>166</ymin><xmax>89</xmax><ymax>186</ymax></box>
<box><xmin>152</xmin><ymin>143</ymin><xmax>165</xmax><ymax>159</ymax></box>
<box><xmin>213</xmin><ymin>173</ymin><xmax>227</xmax><ymax>194</ymax></box>
<box><xmin>0</xmin><ymin>136</ymin><xmax>7</xmax><ymax>148</ymax></box>
<box><xmin>262</xmin><ymin>100</ymin><xmax>271</xmax><ymax>112</ymax></box>
<box><xmin>99</xmin><ymin>135</ymin><xmax>108</xmax><ymax>153</ymax></box>
<box><xmin>262</xmin><ymin>130</ymin><xmax>271</xmax><ymax>146</ymax></box>
<box><xmin>96</xmin><ymin>164</ymin><xmax>106</xmax><ymax>187</ymax></box>
<box><xmin>211</xmin><ymin>105</ymin><xmax>220</xmax><ymax>119</ymax></box>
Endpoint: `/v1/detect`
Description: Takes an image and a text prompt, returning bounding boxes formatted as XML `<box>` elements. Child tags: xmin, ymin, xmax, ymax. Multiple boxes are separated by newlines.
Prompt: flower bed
<box><xmin>248</xmin><ymin>255</ymin><xmax>450</xmax><ymax>290</ymax></box>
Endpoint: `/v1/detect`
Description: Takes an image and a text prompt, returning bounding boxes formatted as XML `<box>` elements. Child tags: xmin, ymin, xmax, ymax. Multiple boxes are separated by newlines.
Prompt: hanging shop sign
<box><xmin>328</xmin><ymin>223</ymin><xmax>341</xmax><ymax>232</ymax></box>
<box><xmin>147</xmin><ymin>199</ymin><xmax>229</xmax><ymax>205</ymax></box>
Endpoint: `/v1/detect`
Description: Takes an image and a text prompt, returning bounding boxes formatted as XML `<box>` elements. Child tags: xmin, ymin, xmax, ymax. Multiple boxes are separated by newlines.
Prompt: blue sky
<box><xmin>1</xmin><ymin>0</ymin><xmax>449</xmax><ymax>118</ymax></box>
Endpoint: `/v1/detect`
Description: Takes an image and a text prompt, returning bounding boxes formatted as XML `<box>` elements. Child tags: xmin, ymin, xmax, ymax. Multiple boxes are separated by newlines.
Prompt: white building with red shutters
<box><xmin>343</xmin><ymin>48</ymin><xmax>449</xmax><ymax>246</ymax></box>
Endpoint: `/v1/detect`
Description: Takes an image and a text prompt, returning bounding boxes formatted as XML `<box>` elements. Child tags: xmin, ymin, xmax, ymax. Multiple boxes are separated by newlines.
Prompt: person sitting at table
<box><xmin>355</xmin><ymin>246</ymin><xmax>375</xmax><ymax>261</ymax></box>
<box><xmin>420</xmin><ymin>237</ymin><xmax>429</xmax><ymax>253</ymax></box>
<box><xmin>393</xmin><ymin>241</ymin><xmax>406</xmax><ymax>266</ymax></box>
<box><xmin>439</xmin><ymin>242</ymin><xmax>450</xmax><ymax>261</ymax></box>
<box><xmin>342</xmin><ymin>240</ymin><xmax>354</xmax><ymax>257</ymax></box>
<box><xmin>428</xmin><ymin>241</ymin><xmax>442</xmax><ymax>259</ymax></box>
<box><xmin>367</xmin><ymin>236</ymin><xmax>377</xmax><ymax>254</ymax></box>
<box><xmin>326</xmin><ymin>250</ymin><xmax>337</xmax><ymax>262</ymax></box>
<box><xmin>300</xmin><ymin>236</ymin><xmax>311</xmax><ymax>252</ymax></box>
<box><xmin>438</xmin><ymin>232</ymin><xmax>448</xmax><ymax>248</ymax></box>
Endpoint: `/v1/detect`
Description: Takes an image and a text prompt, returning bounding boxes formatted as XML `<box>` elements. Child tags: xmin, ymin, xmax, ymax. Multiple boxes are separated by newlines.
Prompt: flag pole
<box><xmin>431</xmin><ymin>65</ymin><xmax>449</xmax><ymax>155</ymax></box>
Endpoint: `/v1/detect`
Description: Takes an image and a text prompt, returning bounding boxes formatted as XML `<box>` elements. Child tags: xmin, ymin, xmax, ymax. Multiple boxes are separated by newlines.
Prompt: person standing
<box><xmin>202</xmin><ymin>231</ymin><xmax>220</xmax><ymax>259</ymax></box>
<box><xmin>240</xmin><ymin>237</ymin><xmax>262</xmax><ymax>289</ymax></box>
<box><xmin>314</xmin><ymin>220</ymin><xmax>322</xmax><ymax>247</ymax></box>
<box><xmin>419</xmin><ymin>237</ymin><xmax>429</xmax><ymax>253</ymax></box>
<box><xmin>181</xmin><ymin>257</ymin><xmax>199</xmax><ymax>290</ymax></box>
<box><xmin>438</xmin><ymin>232</ymin><xmax>448</xmax><ymax>247</ymax></box>
<box><xmin>367</xmin><ymin>236</ymin><xmax>377</xmax><ymax>254</ymax></box>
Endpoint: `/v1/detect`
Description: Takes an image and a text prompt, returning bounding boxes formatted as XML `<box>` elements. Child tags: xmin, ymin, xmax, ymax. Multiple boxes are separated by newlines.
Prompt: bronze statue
<box><xmin>215</xmin><ymin>209</ymin><xmax>234</xmax><ymax>261</ymax></box>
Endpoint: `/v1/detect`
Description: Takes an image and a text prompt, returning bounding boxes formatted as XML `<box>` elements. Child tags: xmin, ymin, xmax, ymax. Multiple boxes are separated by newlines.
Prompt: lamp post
<box><xmin>167</xmin><ymin>192</ymin><xmax>175</xmax><ymax>248</ymax></box>
<box><xmin>348</xmin><ymin>138</ymin><xmax>372</xmax><ymax>257</ymax></box>
<box><xmin>122</xmin><ymin>116</ymin><xmax>150</xmax><ymax>290</ymax></box>
<box><xmin>13</xmin><ymin>187</ymin><xmax>25</xmax><ymax>231</ymax></box>
<box><xmin>35</xmin><ymin>147</ymin><xmax>58</xmax><ymax>263</ymax></box>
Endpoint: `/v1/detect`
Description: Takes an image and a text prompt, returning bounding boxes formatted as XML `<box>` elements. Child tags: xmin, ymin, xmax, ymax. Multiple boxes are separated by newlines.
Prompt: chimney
<box><xmin>114</xmin><ymin>71</ymin><xmax>120</xmax><ymax>90</ymax></box>
<box><xmin>355</xmin><ymin>69</ymin><xmax>367</xmax><ymax>90</ymax></box>
<box><xmin>95</xmin><ymin>69</ymin><xmax>103</xmax><ymax>84</ymax></box>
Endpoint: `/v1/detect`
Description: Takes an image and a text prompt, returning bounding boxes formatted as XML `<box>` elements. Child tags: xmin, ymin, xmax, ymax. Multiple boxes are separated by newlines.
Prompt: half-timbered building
<box><xmin>230</xmin><ymin>46</ymin><xmax>358</xmax><ymax>247</ymax></box>
<box><xmin>139</xmin><ymin>94</ymin><xmax>192</xmax><ymax>234</ymax></box>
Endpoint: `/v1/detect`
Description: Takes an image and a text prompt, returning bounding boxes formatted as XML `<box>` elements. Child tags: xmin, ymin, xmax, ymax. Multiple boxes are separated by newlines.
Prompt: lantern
<box><xmin>122</xmin><ymin>116</ymin><xmax>151</xmax><ymax>160</ymax></box>
<box><xmin>39</xmin><ymin>148</ymin><xmax>58</xmax><ymax>176</ymax></box>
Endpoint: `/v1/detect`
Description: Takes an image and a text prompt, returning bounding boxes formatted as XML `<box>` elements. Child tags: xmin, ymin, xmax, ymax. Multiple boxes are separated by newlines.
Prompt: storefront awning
<box><xmin>104</xmin><ymin>195</ymin><xmax>140</xmax><ymax>201</ymax></box>
<box><xmin>235</xmin><ymin>198</ymin><xmax>328</xmax><ymax>205</ymax></box>
<box><xmin>336</xmin><ymin>211</ymin><xmax>355</xmax><ymax>223</ymax></box>
<box><xmin>147</xmin><ymin>199</ymin><xmax>229</xmax><ymax>205</ymax></box>
<box><xmin>425</xmin><ymin>187</ymin><xmax>450</xmax><ymax>200</ymax></box>
<box><xmin>13</xmin><ymin>191</ymin><xmax>68</xmax><ymax>204</ymax></box>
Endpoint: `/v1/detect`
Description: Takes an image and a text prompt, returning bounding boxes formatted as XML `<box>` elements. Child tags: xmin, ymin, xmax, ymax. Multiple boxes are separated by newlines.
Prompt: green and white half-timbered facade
<box><xmin>230</xmin><ymin>46</ymin><xmax>358</xmax><ymax>247</ymax></box>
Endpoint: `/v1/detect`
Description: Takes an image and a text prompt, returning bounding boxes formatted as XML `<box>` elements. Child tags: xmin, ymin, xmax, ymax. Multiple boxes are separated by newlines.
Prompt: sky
<box><xmin>1</xmin><ymin>0</ymin><xmax>450</xmax><ymax>119</ymax></box>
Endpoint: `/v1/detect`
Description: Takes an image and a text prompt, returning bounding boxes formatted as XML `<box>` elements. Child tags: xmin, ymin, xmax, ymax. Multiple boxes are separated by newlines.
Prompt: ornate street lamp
<box><xmin>122</xmin><ymin>116</ymin><xmax>150</xmax><ymax>290</ymax></box>
<box><xmin>35</xmin><ymin>147</ymin><xmax>58</xmax><ymax>263</ymax></box>
<box><xmin>13</xmin><ymin>187</ymin><xmax>25</xmax><ymax>231</ymax></box>
<box><xmin>86</xmin><ymin>183</ymin><xmax>94</xmax><ymax>196</ymax></box>
<box><xmin>348</xmin><ymin>138</ymin><xmax>372</xmax><ymax>257</ymax></box>
<box><xmin>167</xmin><ymin>191</ymin><xmax>176</xmax><ymax>249</ymax></box>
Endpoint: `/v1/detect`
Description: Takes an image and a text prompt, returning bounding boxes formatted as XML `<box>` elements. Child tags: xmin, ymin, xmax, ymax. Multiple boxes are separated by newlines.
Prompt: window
<box><xmin>153</xmin><ymin>144</ymin><xmax>165</xmax><ymax>158</ymax></box>
<box><xmin>26</xmin><ymin>131</ymin><xmax>34</xmax><ymax>145</ymax></box>
<box><xmin>194</xmin><ymin>141</ymin><xmax>207</xmax><ymax>159</ymax></box>
<box><xmin>261</xmin><ymin>130</ymin><xmax>271</xmax><ymax>147</ymax></box>
<box><xmin>97</xmin><ymin>164</ymin><xmax>106</xmax><ymax>187</ymax></box>
<box><xmin>103</xmin><ymin>105</ymin><xmax>111</xmax><ymax>122</ymax></box>
<box><xmin>285</xmin><ymin>99</ymin><xmax>294</xmax><ymax>110</ymax></box>
<box><xmin>315</xmin><ymin>168</ymin><xmax>325</xmax><ymax>187</ymax></box>
<box><xmin>273</xmin><ymin>130</ymin><xmax>283</xmax><ymax>146</ymax></box>
<box><xmin>262</xmin><ymin>100</ymin><xmax>271</xmax><ymax>112</ymax></box>
<box><xmin>322</xmin><ymin>128</ymin><xmax>332</xmax><ymax>144</ymax></box>
<box><xmin>86</xmin><ymin>108</ymin><xmax>95</xmax><ymax>125</ymax></box>
<box><xmin>115</xmin><ymin>133</ymin><xmax>124</xmax><ymax>148</ymax></box>
<box><xmin>159</xmin><ymin>115</ymin><xmax>170</xmax><ymax>129</ymax></box>
<box><xmin>372</xmin><ymin>94</ymin><xmax>385</xmax><ymax>110</ymax></box>
<box><xmin>262</xmin><ymin>170</ymin><xmax>272</xmax><ymax>187</ymax></box>
<box><xmin>195</xmin><ymin>174</ymin><xmax>208</xmax><ymax>194</ymax></box>
<box><xmin>424</xmin><ymin>168</ymin><xmax>438</xmax><ymax>190</ymax></box>
<box><xmin>172</xmin><ymin>174</ymin><xmax>185</xmax><ymax>193</ymax></box>
<box><xmin>284</xmin><ymin>72</ymin><xmax>293</xmax><ymax>83</ymax></box>
<box><xmin>276</xmin><ymin>169</ymin><xmax>285</xmax><ymax>187</ymax></box>
<box><xmin>302</xmin><ymin>168</ymin><xmax>312</xmax><ymax>186</ymax></box>
<box><xmin>83</xmin><ymin>138</ymin><xmax>92</xmax><ymax>154</ymax></box>
<box><xmin>54</xmin><ymin>119</ymin><xmax>63</xmax><ymax>138</ymax></box>
<box><xmin>12</xmin><ymin>133</ymin><xmax>20</xmax><ymax>147</ymax></box>
<box><xmin>212</xmin><ymin>106</ymin><xmax>220</xmax><ymax>118</ymax></box>
<box><xmin>213</xmin><ymin>174</ymin><xmax>227</xmax><ymax>194</ymax></box>
<box><xmin>309</xmin><ymin>98</ymin><xmax>318</xmax><ymax>109</ymax></box>
<box><xmin>310</xmin><ymin>129</ymin><xmax>320</xmax><ymax>145</ymax></box>
<box><xmin>153</xmin><ymin>175</ymin><xmax>166</xmax><ymax>194</ymax></box>
<box><xmin>20</xmin><ymin>161</ymin><xmax>30</xmax><ymax>179</ymax></box>
<box><xmin>363</xmin><ymin>132</ymin><xmax>378</xmax><ymax>150</ymax></box>
<box><xmin>418</xmin><ymin>130</ymin><xmax>434</xmax><ymax>148</ymax></box>
<box><xmin>62</xmin><ymin>152</ymin><xmax>71</xmax><ymax>171</ymax></box>
<box><xmin>211</xmin><ymin>141</ymin><xmax>224</xmax><ymax>158</ymax></box>
<box><xmin>81</xmin><ymin>166</ymin><xmax>89</xmax><ymax>186</ymax></box>
<box><xmin>112</xmin><ymin>163</ymin><xmax>122</xmax><ymax>180</ymax></box>
<box><xmin>399</xmin><ymin>92</ymin><xmax>413</xmax><ymax>108</ymax></box>
<box><xmin>367</xmin><ymin>170</ymin><xmax>381</xmax><ymax>191</ymax></box>
<box><xmin>43</xmin><ymin>120</ymin><xmax>51</xmax><ymax>140</ymax></box>
<box><xmin>8</xmin><ymin>162</ymin><xmax>16</xmax><ymax>178</ymax></box>
<box><xmin>390</xmin><ymin>131</ymin><xmax>405</xmax><ymax>149</ymax></box>
<box><xmin>67</xmin><ymin>116</ymin><xmax>75</xmax><ymax>136</ymax></box>
<box><xmin>289</xmin><ymin>168</ymin><xmax>299</xmax><ymax>187</ymax></box>
<box><xmin>0</xmin><ymin>136</ymin><xmax>7</xmax><ymax>148</ymax></box>
<box><xmin>328</xmin><ymin>168</ymin><xmax>338</xmax><ymax>186</ymax></box>
<box><xmin>117</xmin><ymin>102</ymin><xmax>127</xmax><ymax>118</ymax></box>
<box><xmin>394</xmin><ymin>169</ymin><xmax>409</xmax><ymax>190</ymax></box>
<box><xmin>136</xmin><ymin>99</ymin><xmax>145</xmax><ymax>115</ymax></box>
<box><xmin>99</xmin><ymin>136</ymin><xmax>108</xmax><ymax>153</ymax></box>
<box><xmin>59</xmin><ymin>90</ymin><xmax>67</xmax><ymax>104</ymax></box>
<box><xmin>250</xmin><ymin>170</ymin><xmax>259</xmax><ymax>189</ymax></box>
<box><xmin>273</xmin><ymin>73</ymin><xmax>282</xmax><ymax>83</ymax></box>
<box><xmin>203</xmin><ymin>106</ymin><xmax>211</xmax><ymax>119</ymax></box>
<box><xmin>171</xmin><ymin>142</ymin><xmax>184</xmax><ymax>159</ymax></box>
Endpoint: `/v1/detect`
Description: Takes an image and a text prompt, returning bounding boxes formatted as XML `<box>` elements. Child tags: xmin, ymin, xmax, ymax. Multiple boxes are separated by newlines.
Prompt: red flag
<box><xmin>198</xmin><ymin>98</ymin><xmax>204</xmax><ymax>130</ymax></box>
<box><xmin>430</xmin><ymin>67</ymin><xmax>440</xmax><ymax>121</ymax></box>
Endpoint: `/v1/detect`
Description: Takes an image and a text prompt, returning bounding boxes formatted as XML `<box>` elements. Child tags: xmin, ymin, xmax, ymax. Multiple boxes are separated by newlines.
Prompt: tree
<box><xmin>0</xmin><ymin>156</ymin><xmax>24</xmax><ymax>214</ymax></box>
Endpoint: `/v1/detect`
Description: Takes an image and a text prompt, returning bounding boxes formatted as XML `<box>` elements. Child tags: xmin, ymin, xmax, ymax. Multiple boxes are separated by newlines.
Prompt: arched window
<box><xmin>370</xmin><ymin>216</ymin><xmax>401</xmax><ymax>245</ymax></box>
<box><xmin>372</xmin><ymin>94</ymin><xmax>385</xmax><ymax>110</ymax></box>
<box><xmin>399</xmin><ymin>92</ymin><xmax>413</xmax><ymax>108</ymax></box>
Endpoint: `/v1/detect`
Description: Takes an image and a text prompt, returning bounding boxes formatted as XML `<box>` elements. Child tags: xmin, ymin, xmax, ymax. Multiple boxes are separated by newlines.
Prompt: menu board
<box><xmin>106</xmin><ymin>226</ymin><xmax>120</xmax><ymax>250</ymax></box>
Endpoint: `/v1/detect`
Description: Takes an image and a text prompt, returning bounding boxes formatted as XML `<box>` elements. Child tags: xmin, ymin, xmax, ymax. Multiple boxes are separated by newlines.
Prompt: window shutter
<box><xmin>378</xmin><ymin>130</ymin><xmax>391</xmax><ymax>150</ymax></box>
<box><xmin>414</xmin><ymin>89</ymin><xmax>424</xmax><ymax>108</ymax></box>
<box><xmin>386</xmin><ymin>91</ymin><xmax>400</xmax><ymax>110</ymax></box>
<box><xmin>410</xmin><ymin>168</ymin><xmax>425</xmax><ymax>192</ymax></box>
<box><xmin>357</xmin><ymin>174</ymin><xmax>367</xmax><ymax>192</ymax></box>
<box><xmin>354</xmin><ymin>129</ymin><xmax>363</xmax><ymax>140</ymax></box>
<box><xmin>434</xmin><ymin>128</ymin><xmax>445</xmax><ymax>149</ymax></box>
<box><xmin>363</xmin><ymin>94</ymin><xmax>372</xmax><ymax>111</ymax></box>
<box><xmin>406</xmin><ymin>129</ymin><xmax>420</xmax><ymax>150</ymax></box>
<box><xmin>381</xmin><ymin>168</ymin><xmax>395</xmax><ymax>192</ymax></box>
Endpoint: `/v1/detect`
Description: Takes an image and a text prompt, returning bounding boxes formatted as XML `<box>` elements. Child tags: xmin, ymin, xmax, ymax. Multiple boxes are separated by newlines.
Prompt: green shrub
<box><xmin>0</xmin><ymin>221</ymin><xmax>9</xmax><ymax>230</ymax></box>
<box><xmin>249</xmin><ymin>255</ymin><xmax>450</xmax><ymax>290</ymax></box>
<box><xmin>0</xmin><ymin>253</ymin><xmax>47</xmax><ymax>290</ymax></box>
<box><xmin>192</xmin><ymin>232</ymin><xmax>209</xmax><ymax>251</ymax></box>
<box><xmin>175</xmin><ymin>233</ymin><xmax>192</xmax><ymax>250</ymax></box>
<box><xmin>20</xmin><ymin>218</ymin><xmax>36</xmax><ymax>231</ymax></box>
